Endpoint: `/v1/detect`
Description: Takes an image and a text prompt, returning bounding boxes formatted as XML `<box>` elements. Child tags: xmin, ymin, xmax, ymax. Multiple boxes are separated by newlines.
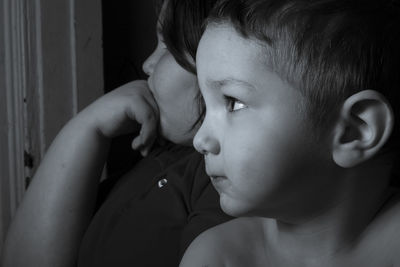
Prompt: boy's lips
<box><xmin>210</xmin><ymin>176</ymin><xmax>227</xmax><ymax>182</ymax></box>
<box><xmin>210</xmin><ymin>175</ymin><xmax>226</xmax><ymax>179</ymax></box>
<box><xmin>209</xmin><ymin>176</ymin><xmax>228</xmax><ymax>192</ymax></box>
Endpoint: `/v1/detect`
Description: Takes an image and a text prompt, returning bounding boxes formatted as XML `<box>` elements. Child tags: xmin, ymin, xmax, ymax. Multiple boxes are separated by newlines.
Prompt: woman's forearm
<box><xmin>2</xmin><ymin>115</ymin><xmax>110</xmax><ymax>267</ymax></box>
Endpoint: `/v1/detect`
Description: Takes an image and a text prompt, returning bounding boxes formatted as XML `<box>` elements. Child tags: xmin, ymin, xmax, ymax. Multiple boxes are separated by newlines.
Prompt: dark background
<box><xmin>102</xmin><ymin>0</ymin><xmax>158</xmax><ymax>178</ymax></box>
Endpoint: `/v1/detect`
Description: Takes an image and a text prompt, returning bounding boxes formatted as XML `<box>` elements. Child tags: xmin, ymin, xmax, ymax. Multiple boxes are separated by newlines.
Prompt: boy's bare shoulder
<box><xmin>380</xmin><ymin>191</ymin><xmax>400</xmax><ymax>260</ymax></box>
<box><xmin>377</xmin><ymin>190</ymin><xmax>400</xmax><ymax>236</ymax></box>
<box><xmin>357</xmin><ymin>190</ymin><xmax>400</xmax><ymax>265</ymax></box>
<box><xmin>180</xmin><ymin>217</ymin><xmax>267</xmax><ymax>267</ymax></box>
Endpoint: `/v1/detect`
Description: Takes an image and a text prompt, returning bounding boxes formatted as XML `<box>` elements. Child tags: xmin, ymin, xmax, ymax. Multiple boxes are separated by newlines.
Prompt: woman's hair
<box><xmin>154</xmin><ymin>0</ymin><xmax>217</xmax><ymax>130</ymax></box>
<box><xmin>155</xmin><ymin>0</ymin><xmax>217</xmax><ymax>74</ymax></box>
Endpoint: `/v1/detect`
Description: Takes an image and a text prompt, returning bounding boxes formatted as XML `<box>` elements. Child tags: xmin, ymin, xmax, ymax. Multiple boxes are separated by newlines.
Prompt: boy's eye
<box><xmin>157</xmin><ymin>38</ymin><xmax>167</xmax><ymax>49</ymax></box>
<box><xmin>156</xmin><ymin>32</ymin><xmax>167</xmax><ymax>48</ymax></box>
<box><xmin>225</xmin><ymin>96</ymin><xmax>247</xmax><ymax>112</ymax></box>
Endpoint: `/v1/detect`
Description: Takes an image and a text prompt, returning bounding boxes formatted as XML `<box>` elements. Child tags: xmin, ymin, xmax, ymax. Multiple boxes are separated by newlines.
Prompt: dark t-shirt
<box><xmin>78</xmin><ymin>144</ymin><xmax>231</xmax><ymax>266</ymax></box>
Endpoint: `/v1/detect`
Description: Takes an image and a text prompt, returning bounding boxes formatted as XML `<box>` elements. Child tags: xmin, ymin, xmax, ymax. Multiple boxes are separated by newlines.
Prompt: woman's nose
<box><xmin>142</xmin><ymin>53</ymin><xmax>155</xmax><ymax>76</ymax></box>
<box><xmin>143</xmin><ymin>46</ymin><xmax>163</xmax><ymax>76</ymax></box>
<box><xmin>193</xmin><ymin>120</ymin><xmax>220</xmax><ymax>155</ymax></box>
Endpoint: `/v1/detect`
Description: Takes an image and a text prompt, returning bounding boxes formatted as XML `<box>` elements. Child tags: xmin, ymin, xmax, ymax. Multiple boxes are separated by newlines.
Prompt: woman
<box><xmin>2</xmin><ymin>0</ymin><xmax>230</xmax><ymax>266</ymax></box>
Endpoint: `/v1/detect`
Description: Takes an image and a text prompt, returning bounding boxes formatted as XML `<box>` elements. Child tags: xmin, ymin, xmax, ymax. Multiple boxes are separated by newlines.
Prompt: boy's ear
<box><xmin>332</xmin><ymin>90</ymin><xmax>394</xmax><ymax>168</ymax></box>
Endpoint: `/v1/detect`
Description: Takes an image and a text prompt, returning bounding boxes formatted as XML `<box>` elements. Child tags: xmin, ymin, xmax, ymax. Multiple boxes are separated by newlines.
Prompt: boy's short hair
<box><xmin>156</xmin><ymin>0</ymin><xmax>216</xmax><ymax>74</ymax></box>
<box><xmin>207</xmin><ymin>0</ymin><xmax>400</xmax><ymax>183</ymax></box>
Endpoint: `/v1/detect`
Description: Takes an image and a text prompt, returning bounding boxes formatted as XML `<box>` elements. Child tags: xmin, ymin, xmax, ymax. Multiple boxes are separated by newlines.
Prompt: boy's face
<box><xmin>194</xmin><ymin>24</ymin><xmax>333</xmax><ymax>218</ymax></box>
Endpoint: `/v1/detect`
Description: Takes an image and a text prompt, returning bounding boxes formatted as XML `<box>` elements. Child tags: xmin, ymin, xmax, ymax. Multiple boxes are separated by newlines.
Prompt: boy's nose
<box><xmin>193</xmin><ymin>121</ymin><xmax>220</xmax><ymax>155</ymax></box>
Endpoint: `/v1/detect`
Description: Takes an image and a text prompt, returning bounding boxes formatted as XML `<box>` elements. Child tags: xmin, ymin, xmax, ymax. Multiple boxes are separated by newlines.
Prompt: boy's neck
<box><xmin>264</xmin><ymin>161</ymin><xmax>393</xmax><ymax>266</ymax></box>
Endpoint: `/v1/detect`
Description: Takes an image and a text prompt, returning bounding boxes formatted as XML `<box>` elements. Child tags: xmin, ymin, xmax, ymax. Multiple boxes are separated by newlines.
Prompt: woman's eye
<box><xmin>226</xmin><ymin>96</ymin><xmax>247</xmax><ymax>112</ymax></box>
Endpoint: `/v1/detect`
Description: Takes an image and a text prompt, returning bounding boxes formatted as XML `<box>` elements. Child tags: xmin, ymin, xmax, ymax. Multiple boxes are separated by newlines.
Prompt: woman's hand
<box><xmin>80</xmin><ymin>80</ymin><xmax>159</xmax><ymax>156</ymax></box>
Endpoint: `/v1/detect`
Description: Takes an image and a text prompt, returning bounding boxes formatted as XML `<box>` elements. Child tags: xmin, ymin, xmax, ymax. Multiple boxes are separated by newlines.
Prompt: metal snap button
<box><xmin>158</xmin><ymin>178</ymin><xmax>168</xmax><ymax>188</ymax></box>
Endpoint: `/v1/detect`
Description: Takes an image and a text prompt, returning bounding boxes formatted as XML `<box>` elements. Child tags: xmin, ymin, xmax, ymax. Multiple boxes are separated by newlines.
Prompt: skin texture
<box><xmin>1</xmin><ymin>81</ymin><xmax>160</xmax><ymax>267</ymax></box>
<box><xmin>143</xmin><ymin>21</ymin><xmax>199</xmax><ymax>145</ymax></box>
<box><xmin>180</xmin><ymin>23</ymin><xmax>400</xmax><ymax>267</ymax></box>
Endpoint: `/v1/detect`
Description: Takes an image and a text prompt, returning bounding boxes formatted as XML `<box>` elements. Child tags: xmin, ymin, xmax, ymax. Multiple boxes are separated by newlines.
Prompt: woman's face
<box><xmin>142</xmin><ymin>17</ymin><xmax>200</xmax><ymax>145</ymax></box>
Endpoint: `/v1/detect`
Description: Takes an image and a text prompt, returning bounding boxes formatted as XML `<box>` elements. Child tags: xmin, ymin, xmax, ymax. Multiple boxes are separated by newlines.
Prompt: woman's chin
<box><xmin>160</xmin><ymin>130</ymin><xmax>194</xmax><ymax>146</ymax></box>
<box><xmin>159</xmin><ymin>123</ymin><xmax>195</xmax><ymax>146</ymax></box>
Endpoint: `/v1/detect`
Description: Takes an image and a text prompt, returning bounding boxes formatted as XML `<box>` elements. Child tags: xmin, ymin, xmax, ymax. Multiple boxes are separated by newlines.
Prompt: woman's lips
<box><xmin>146</xmin><ymin>78</ymin><xmax>153</xmax><ymax>92</ymax></box>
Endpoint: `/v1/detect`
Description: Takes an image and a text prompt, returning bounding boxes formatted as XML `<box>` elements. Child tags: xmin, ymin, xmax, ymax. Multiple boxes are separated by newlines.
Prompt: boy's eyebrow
<box><xmin>205</xmin><ymin>78</ymin><xmax>256</xmax><ymax>91</ymax></box>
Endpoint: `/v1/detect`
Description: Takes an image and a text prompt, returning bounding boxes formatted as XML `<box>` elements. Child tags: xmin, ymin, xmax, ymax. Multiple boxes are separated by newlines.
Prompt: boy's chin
<box><xmin>219</xmin><ymin>197</ymin><xmax>255</xmax><ymax>218</ymax></box>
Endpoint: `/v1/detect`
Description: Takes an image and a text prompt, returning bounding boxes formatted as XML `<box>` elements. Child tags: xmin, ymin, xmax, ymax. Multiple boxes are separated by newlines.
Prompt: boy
<box><xmin>180</xmin><ymin>0</ymin><xmax>400</xmax><ymax>266</ymax></box>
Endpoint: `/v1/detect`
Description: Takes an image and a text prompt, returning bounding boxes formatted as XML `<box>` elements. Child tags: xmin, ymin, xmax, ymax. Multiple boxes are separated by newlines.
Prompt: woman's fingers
<box><xmin>129</xmin><ymin>94</ymin><xmax>159</xmax><ymax>156</ymax></box>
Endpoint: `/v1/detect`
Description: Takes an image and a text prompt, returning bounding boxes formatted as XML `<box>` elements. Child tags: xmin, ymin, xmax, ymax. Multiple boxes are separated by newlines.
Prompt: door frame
<box><xmin>0</xmin><ymin>0</ymin><xmax>104</xmax><ymax>253</ymax></box>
